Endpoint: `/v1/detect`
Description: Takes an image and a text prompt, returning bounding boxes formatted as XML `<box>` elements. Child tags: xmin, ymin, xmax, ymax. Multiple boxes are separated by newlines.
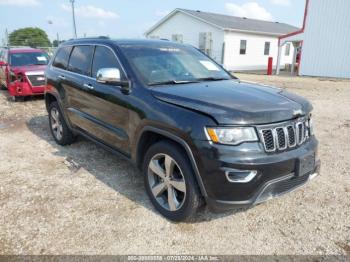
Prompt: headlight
<box><xmin>206</xmin><ymin>127</ymin><xmax>258</xmax><ymax>145</ymax></box>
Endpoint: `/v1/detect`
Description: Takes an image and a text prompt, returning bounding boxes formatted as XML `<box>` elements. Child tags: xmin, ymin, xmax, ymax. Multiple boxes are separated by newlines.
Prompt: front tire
<box><xmin>48</xmin><ymin>101</ymin><xmax>76</xmax><ymax>145</ymax></box>
<box><xmin>13</xmin><ymin>96</ymin><xmax>24</xmax><ymax>102</ymax></box>
<box><xmin>143</xmin><ymin>141</ymin><xmax>201</xmax><ymax>221</ymax></box>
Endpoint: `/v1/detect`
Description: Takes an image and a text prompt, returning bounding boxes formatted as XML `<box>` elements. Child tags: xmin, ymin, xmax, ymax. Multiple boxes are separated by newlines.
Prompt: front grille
<box><xmin>26</xmin><ymin>74</ymin><xmax>45</xmax><ymax>87</ymax></box>
<box><xmin>258</xmin><ymin>118</ymin><xmax>310</xmax><ymax>153</ymax></box>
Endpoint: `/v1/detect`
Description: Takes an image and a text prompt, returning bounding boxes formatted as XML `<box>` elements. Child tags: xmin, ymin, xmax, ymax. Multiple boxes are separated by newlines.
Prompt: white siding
<box><xmin>223</xmin><ymin>31</ymin><xmax>294</xmax><ymax>71</ymax></box>
<box><xmin>146</xmin><ymin>12</ymin><xmax>224</xmax><ymax>63</ymax></box>
<box><xmin>300</xmin><ymin>0</ymin><xmax>350</xmax><ymax>78</ymax></box>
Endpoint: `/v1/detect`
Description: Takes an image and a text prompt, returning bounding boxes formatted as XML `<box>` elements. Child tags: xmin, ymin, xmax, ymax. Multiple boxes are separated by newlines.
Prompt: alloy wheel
<box><xmin>50</xmin><ymin>107</ymin><xmax>63</xmax><ymax>141</ymax></box>
<box><xmin>148</xmin><ymin>153</ymin><xmax>186</xmax><ymax>211</ymax></box>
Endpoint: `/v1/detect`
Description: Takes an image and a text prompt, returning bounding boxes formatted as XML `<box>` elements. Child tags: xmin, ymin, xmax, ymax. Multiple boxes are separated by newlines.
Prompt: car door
<box><xmin>62</xmin><ymin>45</ymin><xmax>97</xmax><ymax>136</ymax></box>
<box><xmin>82</xmin><ymin>45</ymin><xmax>131</xmax><ymax>155</ymax></box>
<box><xmin>64</xmin><ymin>45</ymin><xmax>130</xmax><ymax>155</ymax></box>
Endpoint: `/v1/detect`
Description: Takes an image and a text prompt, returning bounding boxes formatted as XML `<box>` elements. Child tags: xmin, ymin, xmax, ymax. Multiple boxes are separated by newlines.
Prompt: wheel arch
<box><xmin>135</xmin><ymin>126</ymin><xmax>208</xmax><ymax>198</ymax></box>
<box><xmin>45</xmin><ymin>92</ymin><xmax>74</xmax><ymax>132</ymax></box>
<box><xmin>45</xmin><ymin>92</ymin><xmax>58</xmax><ymax>112</ymax></box>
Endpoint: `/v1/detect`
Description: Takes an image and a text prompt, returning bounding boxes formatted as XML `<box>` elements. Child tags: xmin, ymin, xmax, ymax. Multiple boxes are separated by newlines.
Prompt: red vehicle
<box><xmin>0</xmin><ymin>47</ymin><xmax>50</xmax><ymax>101</ymax></box>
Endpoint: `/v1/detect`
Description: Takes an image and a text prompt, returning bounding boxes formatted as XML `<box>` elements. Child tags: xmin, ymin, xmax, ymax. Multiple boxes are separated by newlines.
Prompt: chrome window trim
<box><xmin>50</xmin><ymin>43</ymin><xmax>129</xmax><ymax>81</ymax></box>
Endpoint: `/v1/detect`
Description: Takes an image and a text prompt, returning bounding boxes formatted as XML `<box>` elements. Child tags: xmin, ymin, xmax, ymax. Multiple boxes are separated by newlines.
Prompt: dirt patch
<box><xmin>0</xmin><ymin>75</ymin><xmax>350</xmax><ymax>255</ymax></box>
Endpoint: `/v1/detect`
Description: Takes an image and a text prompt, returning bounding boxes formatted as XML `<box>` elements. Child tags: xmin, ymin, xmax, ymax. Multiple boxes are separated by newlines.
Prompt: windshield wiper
<box><xmin>196</xmin><ymin>77</ymin><xmax>231</xmax><ymax>82</ymax></box>
<box><xmin>148</xmin><ymin>80</ymin><xmax>199</xmax><ymax>86</ymax></box>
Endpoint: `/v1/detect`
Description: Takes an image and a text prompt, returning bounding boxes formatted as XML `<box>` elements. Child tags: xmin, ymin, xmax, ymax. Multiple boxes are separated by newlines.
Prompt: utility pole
<box><xmin>47</xmin><ymin>20</ymin><xmax>54</xmax><ymax>48</ymax></box>
<box><xmin>70</xmin><ymin>0</ymin><xmax>77</xmax><ymax>38</ymax></box>
<box><xmin>5</xmin><ymin>28</ymin><xmax>9</xmax><ymax>48</ymax></box>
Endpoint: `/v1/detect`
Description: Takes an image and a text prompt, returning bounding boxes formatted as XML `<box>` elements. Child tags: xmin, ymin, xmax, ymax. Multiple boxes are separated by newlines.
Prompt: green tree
<box><xmin>9</xmin><ymin>27</ymin><xmax>51</xmax><ymax>47</ymax></box>
<box><xmin>52</xmin><ymin>39</ymin><xmax>65</xmax><ymax>47</ymax></box>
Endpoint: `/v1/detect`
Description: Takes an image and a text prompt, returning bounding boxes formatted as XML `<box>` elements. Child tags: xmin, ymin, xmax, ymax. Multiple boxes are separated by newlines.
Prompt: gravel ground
<box><xmin>0</xmin><ymin>74</ymin><xmax>349</xmax><ymax>255</ymax></box>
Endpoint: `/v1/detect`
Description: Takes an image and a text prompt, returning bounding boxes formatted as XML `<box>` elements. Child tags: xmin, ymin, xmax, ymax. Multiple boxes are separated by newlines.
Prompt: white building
<box><xmin>277</xmin><ymin>0</ymin><xmax>350</xmax><ymax>78</ymax></box>
<box><xmin>145</xmin><ymin>8</ymin><xmax>299</xmax><ymax>71</ymax></box>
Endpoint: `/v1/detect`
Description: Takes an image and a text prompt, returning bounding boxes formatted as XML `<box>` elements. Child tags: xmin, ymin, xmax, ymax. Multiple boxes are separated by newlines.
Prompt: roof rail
<box><xmin>68</xmin><ymin>36</ymin><xmax>110</xmax><ymax>41</ymax></box>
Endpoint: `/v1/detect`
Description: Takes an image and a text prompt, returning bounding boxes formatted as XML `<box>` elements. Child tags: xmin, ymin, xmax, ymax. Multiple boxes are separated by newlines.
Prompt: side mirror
<box><xmin>96</xmin><ymin>68</ymin><xmax>121</xmax><ymax>83</ymax></box>
<box><xmin>0</xmin><ymin>61</ymin><xmax>8</xmax><ymax>66</ymax></box>
<box><xmin>96</xmin><ymin>68</ymin><xmax>130</xmax><ymax>94</ymax></box>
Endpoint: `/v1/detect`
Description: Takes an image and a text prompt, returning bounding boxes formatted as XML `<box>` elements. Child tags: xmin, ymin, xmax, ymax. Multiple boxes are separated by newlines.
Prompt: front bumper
<box><xmin>8</xmin><ymin>81</ymin><xmax>45</xmax><ymax>96</ymax></box>
<box><xmin>193</xmin><ymin>136</ymin><xmax>320</xmax><ymax>210</ymax></box>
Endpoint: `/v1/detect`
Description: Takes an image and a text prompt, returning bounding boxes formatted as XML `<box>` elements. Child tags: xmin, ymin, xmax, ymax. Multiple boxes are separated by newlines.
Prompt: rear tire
<box><xmin>143</xmin><ymin>141</ymin><xmax>201</xmax><ymax>221</ymax></box>
<box><xmin>48</xmin><ymin>101</ymin><xmax>76</xmax><ymax>145</ymax></box>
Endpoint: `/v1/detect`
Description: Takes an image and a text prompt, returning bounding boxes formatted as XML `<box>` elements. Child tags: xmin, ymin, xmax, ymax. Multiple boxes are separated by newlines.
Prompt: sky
<box><xmin>0</xmin><ymin>0</ymin><xmax>306</xmax><ymax>44</ymax></box>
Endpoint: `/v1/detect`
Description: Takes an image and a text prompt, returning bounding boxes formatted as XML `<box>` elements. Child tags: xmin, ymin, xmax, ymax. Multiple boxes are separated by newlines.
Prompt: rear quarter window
<box><xmin>52</xmin><ymin>46</ymin><xmax>72</xmax><ymax>70</ymax></box>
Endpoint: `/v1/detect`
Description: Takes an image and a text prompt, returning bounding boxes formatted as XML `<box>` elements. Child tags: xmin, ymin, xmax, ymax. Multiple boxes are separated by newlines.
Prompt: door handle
<box><xmin>58</xmin><ymin>75</ymin><xmax>66</xmax><ymax>80</ymax></box>
<box><xmin>83</xmin><ymin>83</ymin><xmax>94</xmax><ymax>90</ymax></box>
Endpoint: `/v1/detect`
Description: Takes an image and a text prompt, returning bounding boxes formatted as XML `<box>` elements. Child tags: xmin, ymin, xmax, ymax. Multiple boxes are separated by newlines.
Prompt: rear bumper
<box><xmin>8</xmin><ymin>82</ymin><xmax>45</xmax><ymax>96</ymax></box>
<box><xmin>193</xmin><ymin>136</ymin><xmax>320</xmax><ymax>210</ymax></box>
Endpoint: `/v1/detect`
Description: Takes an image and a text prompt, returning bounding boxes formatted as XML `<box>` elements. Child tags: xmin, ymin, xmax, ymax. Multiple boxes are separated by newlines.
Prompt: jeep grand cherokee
<box><xmin>44</xmin><ymin>38</ymin><xmax>320</xmax><ymax>221</ymax></box>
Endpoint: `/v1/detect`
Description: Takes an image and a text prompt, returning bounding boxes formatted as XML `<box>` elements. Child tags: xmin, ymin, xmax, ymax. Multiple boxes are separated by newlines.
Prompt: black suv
<box><xmin>45</xmin><ymin>38</ymin><xmax>320</xmax><ymax>221</ymax></box>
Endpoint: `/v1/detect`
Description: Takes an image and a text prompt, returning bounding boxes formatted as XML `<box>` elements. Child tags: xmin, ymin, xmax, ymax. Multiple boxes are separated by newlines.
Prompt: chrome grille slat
<box><xmin>276</xmin><ymin>127</ymin><xmax>287</xmax><ymax>150</ymax></box>
<box><xmin>258</xmin><ymin>118</ymin><xmax>310</xmax><ymax>153</ymax></box>
<box><xmin>287</xmin><ymin>125</ymin><xmax>296</xmax><ymax>147</ymax></box>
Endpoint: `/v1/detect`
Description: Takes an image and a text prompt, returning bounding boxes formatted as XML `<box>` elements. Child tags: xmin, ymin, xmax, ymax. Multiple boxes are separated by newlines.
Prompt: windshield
<box><xmin>119</xmin><ymin>44</ymin><xmax>233</xmax><ymax>86</ymax></box>
<box><xmin>10</xmin><ymin>52</ymin><xmax>50</xmax><ymax>67</ymax></box>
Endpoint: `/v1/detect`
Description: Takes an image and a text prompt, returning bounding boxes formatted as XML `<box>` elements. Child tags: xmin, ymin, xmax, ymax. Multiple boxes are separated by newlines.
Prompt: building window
<box><xmin>171</xmin><ymin>34</ymin><xmax>183</xmax><ymax>43</ymax></box>
<box><xmin>285</xmin><ymin>43</ymin><xmax>291</xmax><ymax>56</ymax></box>
<box><xmin>240</xmin><ymin>40</ymin><xmax>247</xmax><ymax>55</ymax></box>
<box><xmin>264</xmin><ymin>42</ymin><xmax>270</xmax><ymax>56</ymax></box>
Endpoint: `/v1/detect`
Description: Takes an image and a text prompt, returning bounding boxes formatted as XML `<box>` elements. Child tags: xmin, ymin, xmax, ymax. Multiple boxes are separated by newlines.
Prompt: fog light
<box><xmin>225</xmin><ymin>169</ymin><xmax>258</xmax><ymax>183</ymax></box>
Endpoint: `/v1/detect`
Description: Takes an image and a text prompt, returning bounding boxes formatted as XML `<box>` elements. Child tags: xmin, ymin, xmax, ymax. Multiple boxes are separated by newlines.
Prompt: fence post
<box><xmin>267</xmin><ymin>57</ymin><xmax>273</xmax><ymax>75</ymax></box>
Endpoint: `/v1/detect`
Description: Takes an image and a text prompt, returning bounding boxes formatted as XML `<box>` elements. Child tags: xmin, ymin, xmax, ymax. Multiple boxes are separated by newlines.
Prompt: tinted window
<box><xmin>240</xmin><ymin>40</ymin><xmax>247</xmax><ymax>55</ymax></box>
<box><xmin>68</xmin><ymin>45</ymin><xmax>94</xmax><ymax>76</ymax></box>
<box><xmin>264</xmin><ymin>42</ymin><xmax>270</xmax><ymax>56</ymax></box>
<box><xmin>92</xmin><ymin>46</ymin><xmax>121</xmax><ymax>78</ymax></box>
<box><xmin>119</xmin><ymin>44</ymin><xmax>232</xmax><ymax>85</ymax></box>
<box><xmin>53</xmin><ymin>46</ymin><xmax>72</xmax><ymax>69</ymax></box>
<box><xmin>10</xmin><ymin>52</ymin><xmax>50</xmax><ymax>66</ymax></box>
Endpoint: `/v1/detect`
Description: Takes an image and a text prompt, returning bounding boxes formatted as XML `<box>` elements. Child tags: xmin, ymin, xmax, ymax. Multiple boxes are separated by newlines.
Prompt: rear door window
<box><xmin>91</xmin><ymin>46</ymin><xmax>122</xmax><ymax>78</ymax></box>
<box><xmin>52</xmin><ymin>46</ymin><xmax>72</xmax><ymax>70</ymax></box>
<box><xmin>68</xmin><ymin>45</ymin><xmax>94</xmax><ymax>76</ymax></box>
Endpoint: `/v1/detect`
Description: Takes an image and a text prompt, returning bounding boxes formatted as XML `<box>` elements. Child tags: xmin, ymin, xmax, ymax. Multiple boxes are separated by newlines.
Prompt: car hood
<box><xmin>151</xmin><ymin>79</ymin><xmax>312</xmax><ymax>125</ymax></box>
<box><xmin>11</xmin><ymin>65</ymin><xmax>46</xmax><ymax>74</ymax></box>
